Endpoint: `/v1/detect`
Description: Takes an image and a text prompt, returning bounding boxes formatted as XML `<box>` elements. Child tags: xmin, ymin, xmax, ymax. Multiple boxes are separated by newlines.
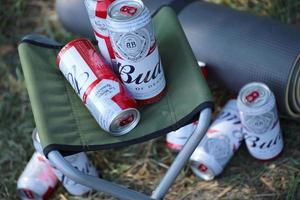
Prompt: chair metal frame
<box><xmin>48</xmin><ymin>108</ymin><xmax>211</xmax><ymax>200</ymax></box>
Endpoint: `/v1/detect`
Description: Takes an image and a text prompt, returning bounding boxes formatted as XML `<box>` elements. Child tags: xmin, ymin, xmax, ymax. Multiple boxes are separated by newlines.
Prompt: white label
<box><xmin>96</xmin><ymin>36</ymin><xmax>112</xmax><ymax>66</ymax></box>
<box><xmin>59</xmin><ymin>47</ymin><xmax>98</xmax><ymax>100</ymax></box>
<box><xmin>166</xmin><ymin>123</ymin><xmax>197</xmax><ymax>147</ymax></box>
<box><xmin>53</xmin><ymin>152</ymin><xmax>98</xmax><ymax>196</ymax></box>
<box><xmin>195</xmin><ymin>101</ymin><xmax>243</xmax><ymax>168</ymax></box>
<box><xmin>244</xmin><ymin>122</ymin><xmax>283</xmax><ymax>160</ymax></box>
<box><xmin>85</xmin><ymin>79</ymin><xmax>122</xmax><ymax>131</ymax></box>
<box><xmin>118</xmin><ymin>47</ymin><xmax>166</xmax><ymax>100</ymax></box>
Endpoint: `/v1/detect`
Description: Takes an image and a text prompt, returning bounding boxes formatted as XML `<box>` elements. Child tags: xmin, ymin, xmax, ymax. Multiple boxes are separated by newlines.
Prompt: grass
<box><xmin>0</xmin><ymin>0</ymin><xmax>300</xmax><ymax>199</ymax></box>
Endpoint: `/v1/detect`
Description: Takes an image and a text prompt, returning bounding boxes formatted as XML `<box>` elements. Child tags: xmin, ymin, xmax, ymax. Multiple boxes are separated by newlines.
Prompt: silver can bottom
<box><xmin>190</xmin><ymin>160</ymin><xmax>216</xmax><ymax>181</ymax></box>
<box><xmin>109</xmin><ymin>108</ymin><xmax>140</xmax><ymax>136</ymax></box>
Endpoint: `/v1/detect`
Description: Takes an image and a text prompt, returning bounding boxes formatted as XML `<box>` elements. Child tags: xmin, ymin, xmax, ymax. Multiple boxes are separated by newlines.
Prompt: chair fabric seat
<box><xmin>18</xmin><ymin>7</ymin><xmax>213</xmax><ymax>156</ymax></box>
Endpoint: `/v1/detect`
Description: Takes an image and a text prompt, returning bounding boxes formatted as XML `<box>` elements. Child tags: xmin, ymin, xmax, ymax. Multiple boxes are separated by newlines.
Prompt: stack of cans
<box><xmin>237</xmin><ymin>82</ymin><xmax>284</xmax><ymax>160</ymax></box>
<box><xmin>59</xmin><ymin>0</ymin><xmax>167</xmax><ymax>136</ymax></box>
<box><xmin>189</xmin><ymin>82</ymin><xmax>284</xmax><ymax>181</ymax></box>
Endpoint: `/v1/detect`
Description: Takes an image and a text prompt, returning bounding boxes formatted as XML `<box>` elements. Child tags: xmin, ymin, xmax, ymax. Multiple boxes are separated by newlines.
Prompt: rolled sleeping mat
<box><xmin>55</xmin><ymin>0</ymin><xmax>197</xmax><ymax>38</ymax></box>
<box><xmin>178</xmin><ymin>2</ymin><xmax>300</xmax><ymax>119</ymax></box>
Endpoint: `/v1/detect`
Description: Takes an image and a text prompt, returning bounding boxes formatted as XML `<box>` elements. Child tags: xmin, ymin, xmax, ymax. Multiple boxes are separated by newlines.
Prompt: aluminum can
<box><xmin>84</xmin><ymin>0</ymin><xmax>117</xmax><ymax>71</ymax></box>
<box><xmin>17</xmin><ymin>152</ymin><xmax>58</xmax><ymax>200</ymax></box>
<box><xmin>190</xmin><ymin>100</ymin><xmax>244</xmax><ymax>180</ymax></box>
<box><xmin>197</xmin><ymin>61</ymin><xmax>208</xmax><ymax>80</ymax></box>
<box><xmin>166</xmin><ymin>122</ymin><xmax>197</xmax><ymax>152</ymax></box>
<box><xmin>237</xmin><ymin>82</ymin><xmax>284</xmax><ymax>160</ymax></box>
<box><xmin>106</xmin><ymin>0</ymin><xmax>167</xmax><ymax>105</ymax></box>
<box><xmin>55</xmin><ymin>153</ymin><xmax>98</xmax><ymax>195</ymax></box>
<box><xmin>57</xmin><ymin>38</ymin><xmax>140</xmax><ymax>135</ymax></box>
<box><xmin>32</xmin><ymin>129</ymin><xmax>98</xmax><ymax>196</ymax></box>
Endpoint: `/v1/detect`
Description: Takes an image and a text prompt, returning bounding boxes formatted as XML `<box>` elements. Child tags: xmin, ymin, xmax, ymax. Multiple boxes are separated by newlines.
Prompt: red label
<box><xmin>198</xmin><ymin>164</ymin><xmax>208</xmax><ymax>172</ymax></box>
<box><xmin>72</xmin><ymin>39</ymin><xmax>137</xmax><ymax>110</ymax></box>
<box><xmin>120</xmin><ymin>6</ymin><xmax>137</xmax><ymax>16</ymax></box>
<box><xmin>245</xmin><ymin>91</ymin><xmax>259</xmax><ymax>103</ymax></box>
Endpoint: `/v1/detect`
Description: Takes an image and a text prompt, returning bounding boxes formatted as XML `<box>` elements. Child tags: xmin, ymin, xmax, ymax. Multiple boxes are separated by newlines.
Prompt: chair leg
<box><xmin>151</xmin><ymin>108</ymin><xmax>212</xmax><ymax>200</ymax></box>
<box><xmin>48</xmin><ymin>108</ymin><xmax>211</xmax><ymax>200</ymax></box>
<box><xmin>48</xmin><ymin>151</ymin><xmax>153</xmax><ymax>200</ymax></box>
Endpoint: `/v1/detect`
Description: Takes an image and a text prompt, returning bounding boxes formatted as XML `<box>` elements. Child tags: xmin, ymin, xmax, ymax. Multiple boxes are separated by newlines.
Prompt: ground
<box><xmin>0</xmin><ymin>0</ymin><xmax>299</xmax><ymax>199</ymax></box>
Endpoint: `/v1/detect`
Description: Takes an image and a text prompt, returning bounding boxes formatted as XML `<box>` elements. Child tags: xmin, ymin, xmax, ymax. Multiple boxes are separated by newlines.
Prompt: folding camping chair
<box><xmin>18</xmin><ymin>7</ymin><xmax>213</xmax><ymax>200</ymax></box>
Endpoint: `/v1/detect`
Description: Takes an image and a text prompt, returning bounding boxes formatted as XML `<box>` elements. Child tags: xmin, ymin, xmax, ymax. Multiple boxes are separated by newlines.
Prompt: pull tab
<box><xmin>120</xmin><ymin>6</ymin><xmax>137</xmax><ymax>16</ymax></box>
<box><xmin>246</xmin><ymin>91</ymin><xmax>259</xmax><ymax>103</ymax></box>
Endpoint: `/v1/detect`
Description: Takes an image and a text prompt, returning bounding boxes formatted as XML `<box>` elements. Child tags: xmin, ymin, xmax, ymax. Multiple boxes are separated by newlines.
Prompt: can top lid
<box><xmin>107</xmin><ymin>0</ymin><xmax>150</xmax><ymax>32</ymax></box>
<box><xmin>108</xmin><ymin>0</ymin><xmax>143</xmax><ymax>21</ymax></box>
<box><xmin>237</xmin><ymin>82</ymin><xmax>275</xmax><ymax>115</ymax></box>
<box><xmin>109</xmin><ymin>108</ymin><xmax>140</xmax><ymax>136</ymax></box>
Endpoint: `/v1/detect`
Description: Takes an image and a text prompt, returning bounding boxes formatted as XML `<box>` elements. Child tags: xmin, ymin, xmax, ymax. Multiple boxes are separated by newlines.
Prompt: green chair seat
<box><xmin>18</xmin><ymin>7</ymin><xmax>213</xmax><ymax>156</ymax></box>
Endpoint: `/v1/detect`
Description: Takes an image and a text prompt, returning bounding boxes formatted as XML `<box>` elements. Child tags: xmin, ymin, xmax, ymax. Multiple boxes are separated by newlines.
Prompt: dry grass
<box><xmin>0</xmin><ymin>0</ymin><xmax>299</xmax><ymax>199</ymax></box>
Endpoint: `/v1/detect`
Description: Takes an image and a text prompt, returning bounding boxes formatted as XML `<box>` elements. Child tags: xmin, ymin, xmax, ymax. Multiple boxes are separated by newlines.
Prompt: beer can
<box><xmin>106</xmin><ymin>0</ymin><xmax>167</xmax><ymax>105</ymax></box>
<box><xmin>237</xmin><ymin>82</ymin><xmax>284</xmax><ymax>160</ymax></box>
<box><xmin>190</xmin><ymin>100</ymin><xmax>244</xmax><ymax>180</ymax></box>
<box><xmin>55</xmin><ymin>152</ymin><xmax>98</xmax><ymax>196</ymax></box>
<box><xmin>166</xmin><ymin>122</ymin><xmax>197</xmax><ymax>152</ymax></box>
<box><xmin>17</xmin><ymin>152</ymin><xmax>58</xmax><ymax>200</ymax></box>
<box><xmin>84</xmin><ymin>0</ymin><xmax>117</xmax><ymax>71</ymax></box>
<box><xmin>57</xmin><ymin>38</ymin><xmax>140</xmax><ymax>136</ymax></box>
<box><xmin>198</xmin><ymin>61</ymin><xmax>208</xmax><ymax>80</ymax></box>
<box><xmin>32</xmin><ymin>129</ymin><xmax>99</xmax><ymax>196</ymax></box>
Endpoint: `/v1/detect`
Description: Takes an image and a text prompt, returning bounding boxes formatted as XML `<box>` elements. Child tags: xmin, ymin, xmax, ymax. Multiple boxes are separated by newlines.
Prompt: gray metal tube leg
<box><xmin>151</xmin><ymin>108</ymin><xmax>212</xmax><ymax>199</ymax></box>
<box><xmin>48</xmin><ymin>151</ymin><xmax>153</xmax><ymax>200</ymax></box>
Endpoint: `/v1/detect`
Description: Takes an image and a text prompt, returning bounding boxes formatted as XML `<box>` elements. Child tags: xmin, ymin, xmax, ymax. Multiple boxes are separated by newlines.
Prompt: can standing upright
<box><xmin>84</xmin><ymin>0</ymin><xmax>116</xmax><ymax>70</ymax></box>
<box><xmin>237</xmin><ymin>82</ymin><xmax>284</xmax><ymax>160</ymax></box>
<box><xmin>106</xmin><ymin>0</ymin><xmax>167</xmax><ymax>105</ymax></box>
<box><xmin>190</xmin><ymin>100</ymin><xmax>244</xmax><ymax>180</ymax></box>
<box><xmin>57</xmin><ymin>38</ymin><xmax>140</xmax><ymax>135</ymax></box>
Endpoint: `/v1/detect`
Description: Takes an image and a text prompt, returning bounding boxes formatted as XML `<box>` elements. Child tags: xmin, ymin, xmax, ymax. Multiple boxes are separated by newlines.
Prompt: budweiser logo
<box><xmin>67</xmin><ymin>65</ymin><xmax>90</xmax><ymax>96</ymax></box>
<box><xmin>244</xmin><ymin>131</ymin><xmax>282</xmax><ymax>150</ymax></box>
<box><xmin>119</xmin><ymin>60</ymin><xmax>162</xmax><ymax>85</ymax></box>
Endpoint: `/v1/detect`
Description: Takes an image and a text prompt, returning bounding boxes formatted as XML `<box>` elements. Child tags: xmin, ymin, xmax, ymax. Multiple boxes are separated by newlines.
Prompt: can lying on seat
<box><xmin>57</xmin><ymin>38</ymin><xmax>140</xmax><ymax>135</ymax></box>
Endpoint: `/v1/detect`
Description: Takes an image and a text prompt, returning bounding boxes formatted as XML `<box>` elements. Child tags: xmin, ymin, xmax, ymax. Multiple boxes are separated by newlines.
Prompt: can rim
<box><xmin>56</xmin><ymin>38</ymin><xmax>92</xmax><ymax>67</ymax></box>
<box><xmin>106</xmin><ymin>0</ymin><xmax>151</xmax><ymax>32</ymax></box>
<box><xmin>237</xmin><ymin>82</ymin><xmax>275</xmax><ymax>115</ymax></box>
<box><xmin>109</xmin><ymin>108</ymin><xmax>140</xmax><ymax>136</ymax></box>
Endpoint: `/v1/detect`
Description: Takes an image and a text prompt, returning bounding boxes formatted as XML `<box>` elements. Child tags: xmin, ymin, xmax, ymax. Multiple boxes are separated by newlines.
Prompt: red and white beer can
<box><xmin>198</xmin><ymin>61</ymin><xmax>208</xmax><ymax>80</ymax></box>
<box><xmin>166</xmin><ymin>122</ymin><xmax>198</xmax><ymax>152</ymax></box>
<box><xmin>190</xmin><ymin>100</ymin><xmax>244</xmax><ymax>180</ymax></box>
<box><xmin>237</xmin><ymin>82</ymin><xmax>284</xmax><ymax>160</ymax></box>
<box><xmin>84</xmin><ymin>0</ymin><xmax>116</xmax><ymax>70</ymax></box>
<box><xmin>17</xmin><ymin>152</ymin><xmax>58</xmax><ymax>200</ymax></box>
<box><xmin>57</xmin><ymin>38</ymin><xmax>140</xmax><ymax>136</ymax></box>
<box><xmin>32</xmin><ymin>129</ymin><xmax>99</xmax><ymax>196</ymax></box>
<box><xmin>106</xmin><ymin>0</ymin><xmax>167</xmax><ymax>105</ymax></box>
